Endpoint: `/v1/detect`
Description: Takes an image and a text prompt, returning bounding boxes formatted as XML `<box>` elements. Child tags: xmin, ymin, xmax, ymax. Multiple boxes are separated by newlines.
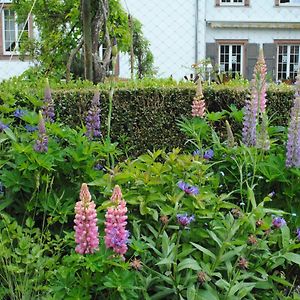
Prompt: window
<box><xmin>277</xmin><ymin>45</ymin><xmax>300</xmax><ymax>81</ymax></box>
<box><xmin>2</xmin><ymin>9</ymin><xmax>28</xmax><ymax>54</ymax></box>
<box><xmin>279</xmin><ymin>0</ymin><xmax>300</xmax><ymax>5</ymax></box>
<box><xmin>220</xmin><ymin>0</ymin><xmax>244</xmax><ymax>4</ymax></box>
<box><xmin>219</xmin><ymin>44</ymin><xmax>243</xmax><ymax>76</ymax></box>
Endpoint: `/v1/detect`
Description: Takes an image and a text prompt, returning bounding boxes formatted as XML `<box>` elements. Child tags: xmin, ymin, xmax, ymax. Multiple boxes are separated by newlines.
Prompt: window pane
<box><xmin>4</xmin><ymin>10</ymin><xmax>17</xmax><ymax>52</ymax></box>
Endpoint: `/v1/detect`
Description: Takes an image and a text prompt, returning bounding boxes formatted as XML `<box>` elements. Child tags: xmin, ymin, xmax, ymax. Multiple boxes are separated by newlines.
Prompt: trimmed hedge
<box><xmin>52</xmin><ymin>82</ymin><xmax>295</xmax><ymax>155</ymax></box>
<box><xmin>0</xmin><ymin>78</ymin><xmax>295</xmax><ymax>155</ymax></box>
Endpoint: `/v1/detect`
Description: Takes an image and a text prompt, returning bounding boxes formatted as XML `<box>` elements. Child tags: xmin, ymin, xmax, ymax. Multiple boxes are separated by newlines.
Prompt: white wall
<box><xmin>205</xmin><ymin>27</ymin><xmax>300</xmax><ymax>44</ymax></box>
<box><xmin>119</xmin><ymin>0</ymin><xmax>197</xmax><ymax>80</ymax></box>
<box><xmin>206</xmin><ymin>0</ymin><xmax>300</xmax><ymax>23</ymax></box>
<box><xmin>0</xmin><ymin>61</ymin><xmax>32</xmax><ymax>81</ymax></box>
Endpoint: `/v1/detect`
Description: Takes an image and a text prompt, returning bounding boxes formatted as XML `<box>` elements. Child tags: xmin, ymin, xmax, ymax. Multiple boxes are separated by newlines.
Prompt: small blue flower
<box><xmin>177</xmin><ymin>213</ymin><xmax>195</xmax><ymax>227</ymax></box>
<box><xmin>94</xmin><ymin>163</ymin><xmax>105</xmax><ymax>171</ymax></box>
<box><xmin>203</xmin><ymin>149</ymin><xmax>214</xmax><ymax>160</ymax></box>
<box><xmin>14</xmin><ymin>108</ymin><xmax>26</xmax><ymax>118</ymax></box>
<box><xmin>25</xmin><ymin>125</ymin><xmax>38</xmax><ymax>132</ymax></box>
<box><xmin>193</xmin><ymin>149</ymin><xmax>201</xmax><ymax>156</ymax></box>
<box><xmin>268</xmin><ymin>191</ymin><xmax>275</xmax><ymax>197</ymax></box>
<box><xmin>272</xmin><ymin>217</ymin><xmax>286</xmax><ymax>229</ymax></box>
<box><xmin>296</xmin><ymin>228</ymin><xmax>300</xmax><ymax>241</ymax></box>
<box><xmin>178</xmin><ymin>181</ymin><xmax>199</xmax><ymax>195</ymax></box>
<box><xmin>0</xmin><ymin>121</ymin><xmax>8</xmax><ymax>132</ymax></box>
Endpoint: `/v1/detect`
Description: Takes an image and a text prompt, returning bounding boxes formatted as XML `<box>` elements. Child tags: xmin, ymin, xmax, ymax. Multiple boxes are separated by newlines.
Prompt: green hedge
<box><xmin>0</xmin><ymin>78</ymin><xmax>295</xmax><ymax>155</ymax></box>
<box><xmin>51</xmin><ymin>82</ymin><xmax>295</xmax><ymax>155</ymax></box>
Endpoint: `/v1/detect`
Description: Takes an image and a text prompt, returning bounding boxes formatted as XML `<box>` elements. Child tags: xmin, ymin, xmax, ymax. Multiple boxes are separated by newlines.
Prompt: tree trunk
<box><xmin>82</xmin><ymin>0</ymin><xmax>93</xmax><ymax>81</ymax></box>
<box><xmin>66</xmin><ymin>38</ymin><xmax>83</xmax><ymax>82</ymax></box>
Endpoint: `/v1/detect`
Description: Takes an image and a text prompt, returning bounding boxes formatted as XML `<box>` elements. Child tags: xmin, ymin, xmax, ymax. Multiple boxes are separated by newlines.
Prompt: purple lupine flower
<box><xmin>14</xmin><ymin>108</ymin><xmax>26</xmax><ymax>118</ymax></box>
<box><xmin>242</xmin><ymin>95</ymin><xmax>258</xmax><ymax>146</ymax></box>
<box><xmin>105</xmin><ymin>185</ymin><xmax>129</xmax><ymax>259</ymax></box>
<box><xmin>203</xmin><ymin>149</ymin><xmax>214</xmax><ymax>160</ymax></box>
<box><xmin>0</xmin><ymin>121</ymin><xmax>8</xmax><ymax>132</ymax></box>
<box><xmin>286</xmin><ymin>75</ymin><xmax>300</xmax><ymax>167</ymax></box>
<box><xmin>177</xmin><ymin>213</ymin><xmax>195</xmax><ymax>227</ymax></box>
<box><xmin>296</xmin><ymin>228</ymin><xmax>300</xmax><ymax>241</ymax></box>
<box><xmin>86</xmin><ymin>91</ymin><xmax>101</xmax><ymax>139</ymax></box>
<box><xmin>272</xmin><ymin>217</ymin><xmax>287</xmax><ymax>229</ymax></box>
<box><xmin>42</xmin><ymin>79</ymin><xmax>55</xmax><ymax>122</ymax></box>
<box><xmin>25</xmin><ymin>125</ymin><xmax>38</xmax><ymax>132</ymax></box>
<box><xmin>177</xmin><ymin>181</ymin><xmax>199</xmax><ymax>195</ymax></box>
<box><xmin>34</xmin><ymin>112</ymin><xmax>48</xmax><ymax>153</ymax></box>
<box><xmin>242</xmin><ymin>48</ymin><xmax>268</xmax><ymax>147</ymax></box>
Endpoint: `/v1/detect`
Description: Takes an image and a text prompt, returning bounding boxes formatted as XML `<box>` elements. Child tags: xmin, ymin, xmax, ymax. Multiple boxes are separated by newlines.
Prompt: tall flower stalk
<box><xmin>242</xmin><ymin>48</ymin><xmax>269</xmax><ymax>147</ymax></box>
<box><xmin>42</xmin><ymin>78</ymin><xmax>55</xmax><ymax>123</ymax></box>
<box><xmin>286</xmin><ymin>72</ymin><xmax>300</xmax><ymax>168</ymax></box>
<box><xmin>86</xmin><ymin>90</ymin><xmax>101</xmax><ymax>139</ymax></box>
<box><xmin>192</xmin><ymin>79</ymin><xmax>206</xmax><ymax>118</ymax></box>
<box><xmin>74</xmin><ymin>183</ymin><xmax>99</xmax><ymax>254</ymax></box>
<box><xmin>104</xmin><ymin>185</ymin><xmax>129</xmax><ymax>259</ymax></box>
<box><xmin>34</xmin><ymin>112</ymin><xmax>48</xmax><ymax>153</ymax></box>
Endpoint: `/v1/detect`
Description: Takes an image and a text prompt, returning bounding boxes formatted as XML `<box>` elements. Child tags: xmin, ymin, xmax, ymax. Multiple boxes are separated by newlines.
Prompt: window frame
<box><xmin>1</xmin><ymin>8</ymin><xmax>30</xmax><ymax>56</ymax></box>
<box><xmin>278</xmin><ymin>0</ymin><xmax>300</xmax><ymax>6</ymax></box>
<box><xmin>276</xmin><ymin>42</ymin><xmax>300</xmax><ymax>81</ymax></box>
<box><xmin>217</xmin><ymin>41</ymin><xmax>246</xmax><ymax>77</ymax></box>
<box><xmin>220</xmin><ymin>0</ymin><xmax>245</xmax><ymax>6</ymax></box>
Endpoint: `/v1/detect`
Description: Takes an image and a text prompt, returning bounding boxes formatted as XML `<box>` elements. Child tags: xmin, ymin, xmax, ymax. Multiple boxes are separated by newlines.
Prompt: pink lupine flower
<box><xmin>192</xmin><ymin>79</ymin><xmax>206</xmax><ymax>118</ymax></box>
<box><xmin>104</xmin><ymin>185</ymin><xmax>129</xmax><ymax>258</ymax></box>
<box><xmin>253</xmin><ymin>48</ymin><xmax>267</xmax><ymax>114</ymax></box>
<box><xmin>74</xmin><ymin>183</ymin><xmax>99</xmax><ymax>254</ymax></box>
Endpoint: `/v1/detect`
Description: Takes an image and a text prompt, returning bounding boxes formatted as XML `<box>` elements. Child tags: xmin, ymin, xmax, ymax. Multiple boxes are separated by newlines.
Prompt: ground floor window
<box><xmin>2</xmin><ymin>9</ymin><xmax>28</xmax><ymax>54</ymax></box>
<box><xmin>219</xmin><ymin>44</ymin><xmax>243</xmax><ymax>77</ymax></box>
<box><xmin>277</xmin><ymin>44</ymin><xmax>300</xmax><ymax>81</ymax></box>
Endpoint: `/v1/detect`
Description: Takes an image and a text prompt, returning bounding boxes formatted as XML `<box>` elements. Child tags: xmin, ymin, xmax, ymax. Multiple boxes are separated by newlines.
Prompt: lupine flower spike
<box><xmin>42</xmin><ymin>78</ymin><xmax>55</xmax><ymax>122</ymax></box>
<box><xmin>104</xmin><ymin>185</ymin><xmax>129</xmax><ymax>259</ymax></box>
<box><xmin>86</xmin><ymin>90</ymin><xmax>101</xmax><ymax>139</ymax></box>
<box><xmin>34</xmin><ymin>112</ymin><xmax>48</xmax><ymax>153</ymax></box>
<box><xmin>243</xmin><ymin>48</ymin><xmax>269</xmax><ymax>147</ymax></box>
<box><xmin>192</xmin><ymin>79</ymin><xmax>206</xmax><ymax>118</ymax></box>
<box><xmin>286</xmin><ymin>70</ymin><xmax>300</xmax><ymax>168</ymax></box>
<box><xmin>74</xmin><ymin>183</ymin><xmax>99</xmax><ymax>254</ymax></box>
<box><xmin>225</xmin><ymin>120</ymin><xmax>235</xmax><ymax>147</ymax></box>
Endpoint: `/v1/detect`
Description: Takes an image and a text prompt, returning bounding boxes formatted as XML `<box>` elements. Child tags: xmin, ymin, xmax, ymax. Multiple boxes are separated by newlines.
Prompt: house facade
<box><xmin>1</xmin><ymin>0</ymin><xmax>300</xmax><ymax>81</ymax></box>
<box><xmin>120</xmin><ymin>0</ymin><xmax>300</xmax><ymax>81</ymax></box>
<box><xmin>0</xmin><ymin>0</ymin><xmax>33</xmax><ymax>81</ymax></box>
<box><xmin>204</xmin><ymin>0</ymin><xmax>300</xmax><ymax>81</ymax></box>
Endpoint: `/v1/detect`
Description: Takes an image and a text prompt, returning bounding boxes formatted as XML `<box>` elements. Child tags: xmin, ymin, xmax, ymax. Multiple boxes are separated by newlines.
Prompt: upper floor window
<box><xmin>2</xmin><ymin>9</ymin><xmax>29</xmax><ymax>55</ymax></box>
<box><xmin>220</xmin><ymin>0</ymin><xmax>244</xmax><ymax>5</ymax></box>
<box><xmin>277</xmin><ymin>44</ymin><xmax>300</xmax><ymax>81</ymax></box>
<box><xmin>279</xmin><ymin>0</ymin><xmax>300</xmax><ymax>5</ymax></box>
<box><xmin>219</xmin><ymin>44</ymin><xmax>243</xmax><ymax>77</ymax></box>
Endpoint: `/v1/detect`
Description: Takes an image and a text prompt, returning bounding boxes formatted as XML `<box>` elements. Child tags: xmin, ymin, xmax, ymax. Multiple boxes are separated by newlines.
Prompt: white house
<box><xmin>0</xmin><ymin>0</ymin><xmax>34</xmax><ymax>81</ymax></box>
<box><xmin>120</xmin><ymin>0</ymin><xmax>300</xmax><ymax>81</ymax></box>
<box><xmin>1</xmin><ymin>0</ymin><xmax>300</xmax><ymax>81</ymax></box>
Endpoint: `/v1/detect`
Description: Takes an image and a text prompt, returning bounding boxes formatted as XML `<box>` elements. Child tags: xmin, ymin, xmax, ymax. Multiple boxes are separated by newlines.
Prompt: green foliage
<box><xmin>0</xmin><ymin>76</ymin><xmax>300</xmax><ymax>299</ymax></box>
<box><xmin>12</xmin><ymin>0</ymin><xmax>131</xmax><ymax>79</ymax></box>
<box><xmin>132</xmin><ymin>18</ymin><xmax>156</xmax><ymax>78</ymax></box>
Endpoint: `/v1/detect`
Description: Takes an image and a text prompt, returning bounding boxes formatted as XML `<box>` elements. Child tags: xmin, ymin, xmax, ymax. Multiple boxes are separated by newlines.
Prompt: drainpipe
<box><xmin>195</xmin><ymin>0</ymin><xmax>199</xmax><ymax>66</ymax></box>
